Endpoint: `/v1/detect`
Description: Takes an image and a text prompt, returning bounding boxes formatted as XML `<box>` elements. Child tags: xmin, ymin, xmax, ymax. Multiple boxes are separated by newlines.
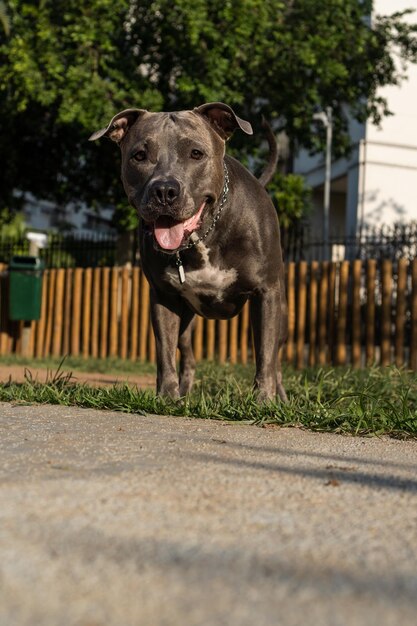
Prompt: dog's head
<box><xmin>89</xmin><ymin>103</ymin><xmax>252</xmax><ymax>252</ymax></box>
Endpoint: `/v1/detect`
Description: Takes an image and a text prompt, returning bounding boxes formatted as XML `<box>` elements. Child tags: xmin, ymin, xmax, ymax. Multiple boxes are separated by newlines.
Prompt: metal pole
<box><xmin>313</xmin><ymin>107</ymin><xmax>333</xmax><ymax>261</ymax></box>
<box><xmin>324</xmin><ymin>106</ymin><xmax>332</xmax><ymax>261</ymax></box>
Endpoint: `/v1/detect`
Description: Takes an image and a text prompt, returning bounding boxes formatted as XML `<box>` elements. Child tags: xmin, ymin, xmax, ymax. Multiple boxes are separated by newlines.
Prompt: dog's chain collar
<box><xmin>175</xmin><ymin>162</ymin><xmax>229</xmax><ymax>284</ymax></box>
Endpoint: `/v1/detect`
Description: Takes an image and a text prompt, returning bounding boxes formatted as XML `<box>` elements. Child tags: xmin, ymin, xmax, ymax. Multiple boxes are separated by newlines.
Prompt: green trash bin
<box><xmin>9</xmin><ymin>256</ymin><xmax>44</xmax><ymax>321</ymax></box>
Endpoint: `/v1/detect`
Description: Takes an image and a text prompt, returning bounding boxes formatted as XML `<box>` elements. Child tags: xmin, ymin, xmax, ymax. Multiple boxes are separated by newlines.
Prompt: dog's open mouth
<box><xmin>153</xmin><ymin>201</ymin><xmax>206</xmax><ymax>251</ymax></box>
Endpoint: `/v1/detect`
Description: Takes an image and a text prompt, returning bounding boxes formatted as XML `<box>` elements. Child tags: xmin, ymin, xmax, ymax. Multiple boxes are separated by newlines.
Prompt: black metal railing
<box><xmin>282</xmin><ymin>222</ymin><xmax>417</xmax><ymax>262</ymax></box>
<box><xmin>1</xmin><ymin>222</ymin><xmax>417</xmax><ymax>267</ymax></box>
<box><xmin>0</xmin><ymin>232</ymin><xmax>119</xmax><ymax>268</ymax></box>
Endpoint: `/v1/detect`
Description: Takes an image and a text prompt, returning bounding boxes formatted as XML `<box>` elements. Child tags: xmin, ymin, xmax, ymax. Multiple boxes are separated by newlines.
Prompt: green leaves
<box><xmin>1</xmin><ymin>1</ymin><xmax>417</xmax><ymax>218</ymax></box>
<box><xmin>268</xmin><ymin>173</ymin><xmax>312</xmax><ymax>229</ymax></box>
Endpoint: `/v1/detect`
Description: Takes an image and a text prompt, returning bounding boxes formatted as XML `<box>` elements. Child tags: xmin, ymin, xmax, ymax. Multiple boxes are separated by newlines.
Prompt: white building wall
<box><xmin>22</xmin><ymin>194</ymin><xmax>115</xmax><ymax>235</ymax></box>
<box><xmin>294</xmin><ymin>0</ymin><xmax>417</xmax><ymax>239</ymax></box>
<box><xmin>359</xmin><ymin>0</ymin><xmax>417</xmax><ymax>230</ymax></box>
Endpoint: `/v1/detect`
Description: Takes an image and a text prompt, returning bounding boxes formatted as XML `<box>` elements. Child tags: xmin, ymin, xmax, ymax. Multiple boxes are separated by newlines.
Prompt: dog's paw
<box><xmin>157</xmin><ymin>382</ymin><xmax>180</xmax><ymax>400</ymax></box>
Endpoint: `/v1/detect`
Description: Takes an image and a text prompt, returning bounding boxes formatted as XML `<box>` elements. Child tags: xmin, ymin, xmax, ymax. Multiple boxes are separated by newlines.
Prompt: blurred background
<box><xmin>1</xmin><ymin>0</ymin><xmax>417</xmax><ymax>265</ymax></box>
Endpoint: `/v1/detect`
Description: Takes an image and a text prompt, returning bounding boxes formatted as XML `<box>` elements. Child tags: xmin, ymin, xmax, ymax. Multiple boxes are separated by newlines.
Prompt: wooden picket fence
<box><xmin>1</xmin><ymin>259</ymin><xmax>417</xmax><ymax>369</ymax></box>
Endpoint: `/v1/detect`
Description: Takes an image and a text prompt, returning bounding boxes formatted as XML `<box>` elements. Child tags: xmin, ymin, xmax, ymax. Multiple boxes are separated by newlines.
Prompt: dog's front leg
<box><xmin>178</xmin><ymin>308</ymin><xmax>196</xmax><ymax>397</ymax></box>
<box><xmin>150</xmin><ymin>290</ymin><xmax>182</xmax><ymax>398</ymax></box>
<box><xmin>250</xmin><ymin>287</ymin><xmax>287</xmax><ymax>402</ymax></box>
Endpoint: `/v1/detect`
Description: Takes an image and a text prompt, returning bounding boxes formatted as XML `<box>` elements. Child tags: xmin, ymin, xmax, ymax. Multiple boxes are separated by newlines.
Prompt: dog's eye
<box><xmin>190</xmin><ymin>149</ymin><xmax>204</xmax><ymax>160</ymax></box>
<box><xmin>132</xmin><ymin>150</ymin><xmax>147</xmax><ymax>162</ymax></box>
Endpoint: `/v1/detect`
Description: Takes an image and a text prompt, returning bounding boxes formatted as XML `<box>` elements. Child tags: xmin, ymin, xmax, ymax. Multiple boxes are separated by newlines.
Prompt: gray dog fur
<box><xmin>90</xmin><ymin>102</ymin><xmax>287</xmax><ymax>401</ymax></box>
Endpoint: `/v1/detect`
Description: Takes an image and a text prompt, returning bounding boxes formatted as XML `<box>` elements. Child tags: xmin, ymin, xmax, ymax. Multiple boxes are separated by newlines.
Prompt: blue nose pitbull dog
<box><xmin>90</xmin><ymin>102</ymin><xmax>287</xmax><ymax>401</ymax></box>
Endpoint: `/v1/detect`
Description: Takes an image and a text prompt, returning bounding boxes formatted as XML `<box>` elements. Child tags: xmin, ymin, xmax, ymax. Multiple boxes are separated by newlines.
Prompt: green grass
<box><xmin>0</xmin><ymin>357</ymin><xmax>416</xmax><ymax>438</ymax></box>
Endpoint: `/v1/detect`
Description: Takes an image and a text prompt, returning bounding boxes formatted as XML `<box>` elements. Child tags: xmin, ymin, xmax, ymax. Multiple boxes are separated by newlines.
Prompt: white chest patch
<box><xmin>164</xmin><ymin>242</ymin><xmax>237</xmax><ymax>313</ymax></box>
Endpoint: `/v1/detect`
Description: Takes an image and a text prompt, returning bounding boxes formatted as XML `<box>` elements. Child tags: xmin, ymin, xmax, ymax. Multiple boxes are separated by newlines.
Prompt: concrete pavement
<box><xmin>0</xmin><ymin>401</ymin><xmax>416</xmax><ymax>626</ymax></box>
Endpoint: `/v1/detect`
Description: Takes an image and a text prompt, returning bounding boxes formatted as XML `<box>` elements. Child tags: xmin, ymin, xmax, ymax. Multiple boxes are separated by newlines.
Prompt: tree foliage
<box><xmin>268</xmin><ymin>173</ymin><xmax>312</xmax><ymax>229</ymax></box>
<box><xmin>1</xmin><ymin>0</ymin><xmax>417</xmax><ymax>221</ymax></box>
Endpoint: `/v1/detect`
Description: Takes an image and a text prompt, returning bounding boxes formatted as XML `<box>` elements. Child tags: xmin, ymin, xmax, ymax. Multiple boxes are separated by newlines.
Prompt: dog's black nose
<box><xmin>150</xmin><ymin>179</ymin><xmax>180</xmax><ymax>206</ymax></box>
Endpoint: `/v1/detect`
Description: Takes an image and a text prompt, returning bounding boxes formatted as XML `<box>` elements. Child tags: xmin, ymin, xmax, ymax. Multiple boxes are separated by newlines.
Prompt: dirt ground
<box><xmin>1</xmin><ymin>402</ymin><xmax>417</xmax><ymax>626</ymax></box>
<box><xmin>0</xmin><ymin>363</ymin><xmax>156</xmax><ymax>389</ymax></box>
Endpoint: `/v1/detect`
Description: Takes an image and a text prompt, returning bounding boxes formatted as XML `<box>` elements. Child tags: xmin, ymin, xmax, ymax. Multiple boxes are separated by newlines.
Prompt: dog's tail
<box><xmin>257</xmin><ymin>116</ymin><xmax>278</xmax><ymax>188</ymax></box>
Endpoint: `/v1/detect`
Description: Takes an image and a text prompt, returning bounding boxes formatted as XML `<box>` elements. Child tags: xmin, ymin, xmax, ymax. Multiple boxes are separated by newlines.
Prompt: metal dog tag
<box><xmin>178</xmin><ymin>264</ymin><xmax>186</xmax><ymax>284</ymax></box>
<box><xmin>176</xmin><ymin>253</ymin><xmax>186</xmax><ymax>284</ymax></box>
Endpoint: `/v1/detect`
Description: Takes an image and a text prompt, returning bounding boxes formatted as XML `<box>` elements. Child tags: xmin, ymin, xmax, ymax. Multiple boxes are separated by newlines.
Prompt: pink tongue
<box><xmin>154</xmin><ymin>202</ymin><xmax>206</xmax><ymax>251</ymax></box>
<box><xmin>154</xmin><ymin>217</ymin><xmax>184</xmax><ymax>250</ymax></box>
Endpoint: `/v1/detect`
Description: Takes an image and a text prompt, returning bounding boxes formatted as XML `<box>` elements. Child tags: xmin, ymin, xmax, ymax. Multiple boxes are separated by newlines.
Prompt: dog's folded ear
<box><xmin>89</xmin><ymin>108</ymin><xmax>146</xmax><ymax>143</ymax></box>
<box><xmin>194</xmin><ymin>102</ymin><xmax>253</xmax><ymax>140</ymax></box>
